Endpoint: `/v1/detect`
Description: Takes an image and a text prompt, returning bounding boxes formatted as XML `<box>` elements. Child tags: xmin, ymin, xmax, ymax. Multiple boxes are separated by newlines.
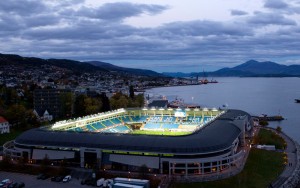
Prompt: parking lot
<box><xmin>0</xmin><ymin>171</ymin><xmax>89</xmax><ymax>188</ymax></box>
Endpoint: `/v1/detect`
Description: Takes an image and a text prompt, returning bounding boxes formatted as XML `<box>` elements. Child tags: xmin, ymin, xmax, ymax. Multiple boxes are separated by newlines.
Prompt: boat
<box><xmin>168</xmin><ymin>97</ymin><xmax>200</xmax><ymax>108</ymax></box>
<box><xmin>295</xmin><ymin>99</ymin><xmax>300</xmax><ymax>103</ymax></box>
<box><xmin>199</xmin><ymin>70</ymin><xmax>209</xmax><ymax>84</ymax></box>
<box><xmin>199</xmin><ymin>79</ymin><xmax>208</xmax><ymax>84</ymax></box>
<box><xmin>198</xmin><ymin>70</ymin><xmax>218</xmax><ymax>84</ymax></box>
<box><xmin>209</xmin><ymin>78</ymin><xmax>218</xmax><ymax>83</ymax></box>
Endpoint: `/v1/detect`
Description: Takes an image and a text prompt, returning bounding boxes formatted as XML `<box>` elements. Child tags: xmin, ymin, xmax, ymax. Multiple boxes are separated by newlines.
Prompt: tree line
<box><xmin>0</xmin><ymin>84</ymin><xmax>144</xmax><ymax>130</ymax></box>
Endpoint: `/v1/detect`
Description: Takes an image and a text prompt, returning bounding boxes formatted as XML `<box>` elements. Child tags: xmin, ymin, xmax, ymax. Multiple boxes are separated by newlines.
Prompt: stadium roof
<box><xmin>15</xmin><ymin>110</ymin><xmax>250</xmax><ymax>154</ymax></box>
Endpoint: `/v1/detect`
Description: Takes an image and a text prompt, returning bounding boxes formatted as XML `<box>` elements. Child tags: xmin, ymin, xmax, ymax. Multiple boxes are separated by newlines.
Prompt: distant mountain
<box><xmin>161</xmin><ymin>72</ymin><xmax>193</xmax><ymax>77</ymax></box>
<box><xmin>87</xmin><ymin>61</ymin><xmax>163</xmax><ymax>77</ymax></box>
<box><xmin>163</xmin><ymin>60</ymin><xmax>300</xmax><ymax>77</ymax></box>
<box><xmin>0</xmin><ymin>53</ymin><xmax>163</xmax><ymax>77</ymax></box>
<box><xmin>213</xmin><ymin>60</ymin><xmax>300</xmax><ymax>76</ymax></box>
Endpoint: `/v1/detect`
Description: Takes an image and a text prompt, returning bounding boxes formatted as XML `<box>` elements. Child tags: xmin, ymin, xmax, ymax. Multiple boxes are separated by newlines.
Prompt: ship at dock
<box><xmin>167</xmin><ymin>97</ymin><xmax>200</xmax><ymax>108</ymax></box>
<box><xmin>198</xmin><ymin>70</ymin><xmax>218</xmax><ymax>84</ymax></box>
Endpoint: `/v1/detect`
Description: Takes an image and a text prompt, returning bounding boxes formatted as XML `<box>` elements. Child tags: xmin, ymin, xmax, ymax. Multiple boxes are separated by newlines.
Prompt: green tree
<box><xmin>5</xmin><ymin>104</ymin><xmax>27</xmax><ymax>128</ymax></box>
<box><xmin>40</xmin><ymin>154</ymin><xmax>51</xmax><ymax>173</ymax></box>
<box><xmin>100</xmin><ymin>93</ymin><xmax>111</xmax><ymax>112</ymax></box>
<box><xmin>135</xmin><ymin>94</ymin><xmax>144</xmax><ymax>107</ymax></box>
<box><xmin>74</xmin><ymin>94</ymin><xmax>87</xmax><ymax>117</ymax></box>
<box><xmin>60</xmin><ymin>92</ymin><xmax>74</xmax><ymax>118</ymax></box>
<box><xmin>129</xmin><ymin>85</ymin><xmax>134</xmax><ymax>99</ymax></box>
<box><xmin>276</xmin><ymin>126</ymin><xmax>282</xmax><ymax>133</ymax></box>
<box><xmin>110</xmin><ymin>94</ymin><xmax>129</xmax><ymax>109</ymax></box>
<box><xmin>259</xmin><ymin>120</ymin><xmax>269</xmax><ymax>126</ymax></box>
<box><xmin>139</xmin><ymin>164</ymin><xmax>148</xmax><ymax>179</ymax></box>
<box><xmin>84</xmin><ymin>97</ymin><xmax>102</xmax><ymax>115</ymax></box>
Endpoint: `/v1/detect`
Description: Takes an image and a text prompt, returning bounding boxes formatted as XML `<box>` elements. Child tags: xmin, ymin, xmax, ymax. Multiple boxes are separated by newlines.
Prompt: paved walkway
<box><xmin>265</xmin><ymin>128</ymin><xmax>297</xmax><ymax>188</ymax></box>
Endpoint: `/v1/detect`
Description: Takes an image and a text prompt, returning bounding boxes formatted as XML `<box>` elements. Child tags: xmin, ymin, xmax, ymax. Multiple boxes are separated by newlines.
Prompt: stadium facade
<box><xmin>4</xmin><ymin>107</ymin><xmax>253</xmax><ymax>178</ymax></box>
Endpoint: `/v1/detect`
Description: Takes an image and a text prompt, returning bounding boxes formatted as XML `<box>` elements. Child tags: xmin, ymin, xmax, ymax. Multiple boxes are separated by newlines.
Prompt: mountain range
<box><xmin>0</xmin><ymin>53</ymin><xmax>162</xmax><ymax>77</ymax></box>
<box><xmin>163</xmin><ymin>60</ymin><xmax>300</xmax><ymax>77</ymax></box>
<box><xmin>1</xmin><ymin>53</ymin><xmax>299</xmax><ymax>77</ymax></box>
<box><xmin>87</xmin><ymin>61</ymin><xmax>161</xmax><ymax>77</ymax></box>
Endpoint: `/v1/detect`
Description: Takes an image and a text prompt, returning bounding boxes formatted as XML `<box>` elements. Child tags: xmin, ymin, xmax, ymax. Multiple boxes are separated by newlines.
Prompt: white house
<box><xmin>33</xmin><ymin>109</ymin><xmax>53</xmax><ymax>122</ymax></box>
<box><xmin>0</xmin><ymin>117</ymin><xmax>10</xmax><ymax>134</ymax></box>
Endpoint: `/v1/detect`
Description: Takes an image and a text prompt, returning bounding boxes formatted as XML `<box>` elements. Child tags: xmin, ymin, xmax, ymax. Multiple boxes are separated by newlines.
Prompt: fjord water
<box><xmin>147</xmin><ymin>77</ymin><xmax>300</xmax><ymax>142</ymax></box>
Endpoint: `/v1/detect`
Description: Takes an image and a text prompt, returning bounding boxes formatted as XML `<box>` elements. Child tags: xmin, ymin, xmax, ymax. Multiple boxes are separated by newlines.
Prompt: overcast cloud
<box><xmin>0</xmin><ymin>0</ymin><xmax>300</xmax><ymax>72</ymax></box>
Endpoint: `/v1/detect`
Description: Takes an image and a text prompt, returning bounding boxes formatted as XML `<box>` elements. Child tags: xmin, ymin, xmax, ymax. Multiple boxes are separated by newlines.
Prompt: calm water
<box><xmin>147</xmin><ymin>77</ymin><xmax>300</xmax><ymax>142</ymax></box>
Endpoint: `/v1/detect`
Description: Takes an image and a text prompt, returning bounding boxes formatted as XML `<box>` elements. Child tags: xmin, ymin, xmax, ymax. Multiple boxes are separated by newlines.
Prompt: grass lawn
<box><xmin>253</xmin><ymin>129</ymin><xmax>286</xmax><ymax>150</ymax></box>
<box><xmin>0</xmin><ymin>129</ymin><xmax>23</xmax><ymax>145</ymax></box>
<box><xmin>172</xmin><ymin>148</ymin><xmax>284</xmax><ymax>188</ymax></box>
<box><xmin>131</xmin><ymin>130</ymin><xmax>191</xmax><ymax>136</ymax></box>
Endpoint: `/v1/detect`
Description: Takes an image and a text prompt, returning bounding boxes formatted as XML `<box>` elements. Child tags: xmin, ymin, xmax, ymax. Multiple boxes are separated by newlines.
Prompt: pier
<box><xmin>252</xmin><ymin>115</ymin><xmax>284</xmax><ymax>121</ymax></box>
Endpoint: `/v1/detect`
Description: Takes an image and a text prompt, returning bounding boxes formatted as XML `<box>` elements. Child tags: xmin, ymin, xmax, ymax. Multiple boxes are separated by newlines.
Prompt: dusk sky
<box><xmin>1</xmin><ymin>0</ymin><xmax>300</xmax><ymax>72</ymax></box>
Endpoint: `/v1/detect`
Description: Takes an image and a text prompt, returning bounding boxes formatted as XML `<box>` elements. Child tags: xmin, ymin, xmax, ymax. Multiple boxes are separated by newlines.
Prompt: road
<box><xmin>0</xmin><ymin>171</ymin><xmax>90</xmax><ymax>188</ymax></box>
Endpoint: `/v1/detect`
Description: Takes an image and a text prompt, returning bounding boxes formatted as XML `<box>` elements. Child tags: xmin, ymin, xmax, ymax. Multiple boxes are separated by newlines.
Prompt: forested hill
<box><xmin>0</xmin><ymin>53</ymin><xmax>163</xmax><ymax>77</ymax></box>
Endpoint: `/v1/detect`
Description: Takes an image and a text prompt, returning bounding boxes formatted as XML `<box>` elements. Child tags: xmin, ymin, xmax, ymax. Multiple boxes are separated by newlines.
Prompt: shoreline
<box><xmin>264</xmin><ymin>127</ymin><xmax>300</xmax><ymax>187</ymax></box>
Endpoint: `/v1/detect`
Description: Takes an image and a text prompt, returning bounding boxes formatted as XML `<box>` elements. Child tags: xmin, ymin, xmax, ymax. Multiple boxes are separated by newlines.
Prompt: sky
<box><xmin>1</xmin><ymin>0</ymin><xmax>300</xmax><ymax>72</ymax></box>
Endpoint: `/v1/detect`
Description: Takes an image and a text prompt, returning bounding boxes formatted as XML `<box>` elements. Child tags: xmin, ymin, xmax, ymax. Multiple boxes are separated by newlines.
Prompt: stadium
<box><xmin>4</xmin><ymin>107</ymin><xmax>253</xmax><ymax>179</ymax></box>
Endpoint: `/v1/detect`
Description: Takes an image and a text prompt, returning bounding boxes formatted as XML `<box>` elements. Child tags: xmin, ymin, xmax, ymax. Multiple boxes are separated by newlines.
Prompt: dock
<box><xmin>252</xmin><ymin>115</ymin><xmax>284</xmax><ymax>121</ymax></box>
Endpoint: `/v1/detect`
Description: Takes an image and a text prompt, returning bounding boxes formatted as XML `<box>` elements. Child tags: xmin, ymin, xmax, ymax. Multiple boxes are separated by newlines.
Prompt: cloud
<box><xmin>264</xmin><ymin>0</ymin><xmax>289</xmax><ymax>9</ymax></box>
<box><xmin>72</xmin><ymin>2</ymin><xmax>168</xmax><ymax>21</ymax></box>
<box><xmin>248</xmin><ymin>12</ymin><xmax>296</xmax><ymax>25</ymax></box>
<box><xmin>156</xmin><ymin>20</ymin><xmax>253</xmax><ymax>37</ymax></box>
<box><xmin>0</xmin><ymin>0</ymin><xmax>300</xmax><ymax>72</ymax></box>
<box><xmin>231</xmin><ymin>9</ymin><xmax>248</xmax><ymax>16</ymax></box>
<box><xmin>0</xmin><ymin>0</ymin><xmax>47</xmax><ymax>16</ymax></box>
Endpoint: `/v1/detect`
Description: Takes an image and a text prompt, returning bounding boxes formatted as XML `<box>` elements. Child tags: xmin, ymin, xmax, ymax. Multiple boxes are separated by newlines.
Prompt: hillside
<box><xmin>87</xmin><ymin>61</ymin><xmax>163</xmax><ymax>77</ymax></box>
<box><xmin>164</xmin><ymin>60</ymin><xmax>300</xmax><ymax>77</ymax></box>
<box><xmin>0</xmin><ymin>53</ymin><xmax>163</xmax><ymax>77</ymax></box>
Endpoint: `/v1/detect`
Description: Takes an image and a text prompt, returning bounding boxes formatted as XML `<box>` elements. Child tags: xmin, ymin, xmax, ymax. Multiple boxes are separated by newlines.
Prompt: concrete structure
<box><xmin>3</xmin><ymin>108</ymin><xmax>253</xmax><ymax>181</ymax></box>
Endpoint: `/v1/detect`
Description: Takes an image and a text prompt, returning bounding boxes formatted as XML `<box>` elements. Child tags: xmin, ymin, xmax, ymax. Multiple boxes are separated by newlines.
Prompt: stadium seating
<box><xmin>66</xmin><ymin>114</ymin><xmax>214</xmax><ymax>134</ymax></box>
<box><xmin>101</xmin><ymin>120</ymin><xmax>114</xmax><ymax>127</ymax></box>
<box><xmin>162</xmin><ymin>123</ymin><xmax>179</xmax><ymax>129</ymax></box>
<box><xmin>110</xmin><ymin>118</ymin><xmax>122</xmax><ymax>124</ymax></box>
<box><xmin>86</xmin><ymin>124</ymin><xmax>96</xmax><ymax>131</ymax></box>
<box><xmin>163</xmin><ymin>116</ymin><xmax>174</xmax><ymax>122</ymax></box>
<box><xmin>93</xmin><ymin>122</ymin><xmax>106</xmax><ymax>129</ymax></box>
<box><xmin>144</xmin><ymin>123</ymin><xmax>161</xmax><ymax>129</ymax></box>
<box><xmin>114</xmin><ymin>125</ymin><xmax>131</xmax><ymax>132</ymax></box>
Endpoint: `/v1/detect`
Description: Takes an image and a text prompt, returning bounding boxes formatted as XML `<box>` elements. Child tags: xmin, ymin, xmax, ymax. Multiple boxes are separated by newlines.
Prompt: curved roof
<box><xmin>15</xmin><ymin>109</ymin><xmax>250</xmax><ymax>154</ymax></box>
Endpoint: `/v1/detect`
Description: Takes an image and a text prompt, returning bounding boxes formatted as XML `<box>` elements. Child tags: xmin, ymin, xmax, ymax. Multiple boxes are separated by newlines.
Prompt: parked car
<box><xmin>81</xmin><ymin>178</ymin><xmax>96</xmax><ymax>186</ymax></box>
<box><xmin>62</xmin><ymin>175</ymin><xmax>71</xmax><ymax>183</ymax></box>
<box><xmin>17</xmin><ymin>182</ymin><xmax>25</xmax><ymax>188</ymax></box>
<box><xmin>7</xmin><ymin>183</ymin><xmax>17</xmax><ymax>188</ymax></box>
<box><xmin>51</xmin><ymin>176</ymin><xmax>62</xmax><ymax>182</ymax></box>
<box><xmin>0</xmin><ymin>179</ymin><xmax>12</xmax><ymax>188</ymax></box>
<box><xmin>8</xmin><ymin>182</ymin><xmax>25</xmax><ymax>188</ymax></box>
<box><xmin>37</xmin><ymin>173</ymin><xmax>48</xmax><ymax>179</ymax></box>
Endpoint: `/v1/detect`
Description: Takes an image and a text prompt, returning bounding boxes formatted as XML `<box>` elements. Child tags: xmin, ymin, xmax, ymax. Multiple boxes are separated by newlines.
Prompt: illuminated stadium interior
<box><xmin>4</xmin><ymin>108</ymin><xmax>253</xmax><ymax>181</ymax></box>
<box><xmin>50</xmin><ymin>108</ymin><xmax>223</xmax><ymax>136</ymax></box>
